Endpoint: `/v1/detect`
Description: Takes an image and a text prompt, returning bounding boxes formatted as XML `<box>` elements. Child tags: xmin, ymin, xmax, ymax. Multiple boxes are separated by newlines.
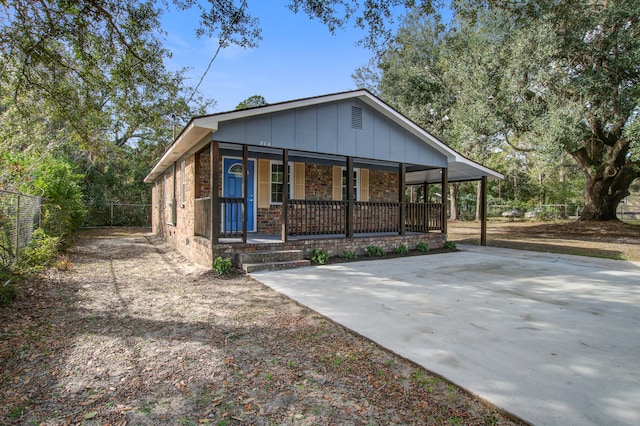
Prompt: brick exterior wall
<box><xmin>151</xmin><ymin>152</ymin><xmax>445</xmax><ymax>268</ymax></box>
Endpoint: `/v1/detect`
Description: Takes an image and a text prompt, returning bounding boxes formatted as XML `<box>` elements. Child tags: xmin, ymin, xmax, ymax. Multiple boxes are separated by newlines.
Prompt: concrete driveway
<box><xmin>251</xmin><ymin>245</ymin><xmax>640</xmax><ymax>426</ymax></box>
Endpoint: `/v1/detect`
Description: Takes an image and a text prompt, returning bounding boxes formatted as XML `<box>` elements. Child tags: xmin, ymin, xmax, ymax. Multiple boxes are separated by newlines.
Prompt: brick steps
<box><xmin>239</xmin><ymin>249</ymin><xmax>310</xmax><ymax>273</ymax></box>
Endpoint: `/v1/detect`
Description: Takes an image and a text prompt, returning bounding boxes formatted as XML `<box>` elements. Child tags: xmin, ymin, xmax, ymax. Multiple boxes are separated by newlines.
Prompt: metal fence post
<box><xmin>15</xmin><ymin>193</ymin><xmax>20</xmax><ymax>261</ymax></box>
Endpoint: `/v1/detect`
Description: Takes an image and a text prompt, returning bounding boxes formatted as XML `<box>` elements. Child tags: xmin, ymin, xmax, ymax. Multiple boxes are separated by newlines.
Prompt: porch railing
<box><xmin>288</xmin><ymin>200</ymin><xmax>346</xmax><ymax>235</ymax></box>
<box><xmin>220</xmin><ymin>197</ymin><xmax>244</xmax><ymax>238</ymax></box>
<box><xmin>195</xmin><ymin>197</ymin><xmax>444</xmax><ymax>241</ymax></box>
<box><xmin>354</xmin><ymin>202</ymin><xmax>400</xmax><ymax>233</ymax></box>
<box><xmin>194</xmin><ymin>197</ymin><xmax>211</xmax><ymax>238</ymax></box>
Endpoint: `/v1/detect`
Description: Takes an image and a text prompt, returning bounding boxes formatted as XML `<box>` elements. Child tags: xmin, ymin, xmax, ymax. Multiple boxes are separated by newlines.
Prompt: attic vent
<box><xmin>351</xmin><ymin>106</ymin><xmax>363</xmax><ymax>130</ymax></box>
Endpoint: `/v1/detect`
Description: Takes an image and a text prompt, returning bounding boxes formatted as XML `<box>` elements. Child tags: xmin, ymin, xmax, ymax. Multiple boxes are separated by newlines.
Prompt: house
<box><xmin>144</xmin><ymin>90</ymin><xmax>502</xmax><ymax>271</ymax></box>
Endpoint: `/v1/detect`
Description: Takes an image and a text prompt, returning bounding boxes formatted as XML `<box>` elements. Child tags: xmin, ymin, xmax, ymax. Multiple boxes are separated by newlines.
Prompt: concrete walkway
<box><xmin>251</xmin><ymin>245</ymin><xmax>640</xmax><ymax>426</ymax></box>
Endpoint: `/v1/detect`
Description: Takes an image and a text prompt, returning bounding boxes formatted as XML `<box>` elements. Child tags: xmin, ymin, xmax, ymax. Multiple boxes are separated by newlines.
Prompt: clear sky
<box><xmin>161</xmin><ymin>1</ymin><xmax>375</xmax><ymax>113</ymax></box>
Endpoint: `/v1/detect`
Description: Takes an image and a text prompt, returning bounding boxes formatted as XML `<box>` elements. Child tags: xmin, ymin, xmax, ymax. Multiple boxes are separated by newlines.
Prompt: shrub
<box><xmin>0</xmin><ymin>281</ymin><xmax>18</xmax><ymax>306</ymax></box>
<box><xmin>310</xmin><ymin>249</ymin><xmax>329</xmax><ymax>265</ymax></box>
<box><xmin>366</xmin><ymin>245</ymin><xmax>385</xmax><ymax>257</ymax></box>
<box><xmin>341</xmin><ymin>250</ymin><xmax>356</xmax><ymax>260</ymax></box>
<box><xmin>443</xmin><ymin>241</ymin><xmax>457</xmax><ymax>251</ymax></box>
<box><xmin>18</xmin><ymin>229</ymin><xmax>60</xmax><ymax>274</ymax></box>
<box><xmin>393</xmin><ymin>244</ymin><xmax>408</xmax><ymax>255</ymax></box>
<box><xmin>416</xmin><ymin>242</ymin><xmax>430</xmax><ymax>252</ymax></box>
<box><xmin>212</xmin><ymin>256</ymin><xmax>233</xmax><ymax>275</ymax></box>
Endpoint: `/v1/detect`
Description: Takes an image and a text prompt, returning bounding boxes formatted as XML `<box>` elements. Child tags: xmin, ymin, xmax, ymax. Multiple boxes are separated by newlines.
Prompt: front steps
<box><xmin>239</xmin><ymin>249</ymin><xmax>310</xmax><ymax>273</ymax></box>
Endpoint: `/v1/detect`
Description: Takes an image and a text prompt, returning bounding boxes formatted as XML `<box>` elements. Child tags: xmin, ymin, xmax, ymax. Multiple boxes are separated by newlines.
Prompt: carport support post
<box><xmin>210</xmin><ymin>141</ymin><xmax>220</xmax><ymax>245</ymax></box>
<box><xmin>346</xmin><ymin>156</ymin><xmax>354</xmax><ymax>238</ymax></box>
<box><xmin>441</xmin><ymin>168</ymin><xmax>448</xmax><ymax>234</ymax></box>
<box><xmin>480</xmin><ymin>176</ymin><xmax>487</xmax><ymax>246</ymax></box>
<box><xmin>399</xmin><ymin>163</ymin><xmax>406</xmax><ymax>236</ymax></box>
<box><xmin>281</xmin><ymin>149</ymin><xmax>289</xmax><ymax>242</ymax></box>
<box><xmin>242</xmin><ymin>145</ymin><xmax>248</xmax><ymax>243</ymax></box>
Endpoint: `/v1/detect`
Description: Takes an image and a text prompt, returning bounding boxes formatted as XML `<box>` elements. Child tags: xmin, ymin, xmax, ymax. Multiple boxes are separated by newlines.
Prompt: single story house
<box><xmin>144</xmin><ymin>90</ymin><xmax>502</xmax><ymax>270</ymax></box>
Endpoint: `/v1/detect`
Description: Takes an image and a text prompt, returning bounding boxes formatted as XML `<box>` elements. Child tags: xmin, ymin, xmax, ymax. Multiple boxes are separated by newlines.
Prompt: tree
<box><xmin>359</xmin><ymin>1</ymin><xmax>640</xmax><ymax>221</ymax></box>
<box><xmin>235</xmin><ymin>95</ymin><xmax>268</xmax><ymax>110</ymax></box>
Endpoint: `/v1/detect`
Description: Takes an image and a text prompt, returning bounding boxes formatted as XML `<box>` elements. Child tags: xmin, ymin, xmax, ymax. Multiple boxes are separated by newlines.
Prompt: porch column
<box><xmin>399</xmin><ymin>163</ymin><xmax>406</xmax><ymax>236</ymax></box>
<box><xmin>441</xmin><ymin>167</ymin><xmax>448</xmax><ymax>234</ymax></box>
<box><xmin>346</xmin><ymin>156</ymin><xmax>354</xmax><ymax>238</ymax></box>
<box><xmin>424</xmin><ymin>181</ymin><xmax>429</xmax><ymax>232</ymax></box>
<box><xmin>210</xmin><ymin>140</ymin><xmax>220</xmax><ymax>245</ymax></box>
<box><xmin>480</xmin><ymin>176</ymin><xmax>488</xmax><ymax>246</ymax></box>
<box><xmin>242</xmin><ymin>145</ymin><xmax>248</xmax><ymax>243</ymax></box>
<box><xmin>281</xmin><ymin>149</ymin><xmax>289</xmax><ymax>242</ymax></box>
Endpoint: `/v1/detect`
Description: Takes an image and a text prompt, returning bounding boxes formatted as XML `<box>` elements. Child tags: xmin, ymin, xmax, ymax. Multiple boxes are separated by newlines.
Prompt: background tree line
<box><xmin>1</xmin><ymin>0</ymin><xmax>638</xmax><ymax>240</ymax></box>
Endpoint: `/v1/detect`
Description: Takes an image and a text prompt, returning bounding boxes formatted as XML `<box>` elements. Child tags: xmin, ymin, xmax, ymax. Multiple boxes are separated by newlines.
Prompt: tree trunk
<box><xmin>449</xmin><ymin>183</ymin><xmax>458</xmax><ymax>221</ymax></box>
<box><xmin>572</xmin><ymin>137</ymin><xmax>638</xmax><ymax>221</ymax></box>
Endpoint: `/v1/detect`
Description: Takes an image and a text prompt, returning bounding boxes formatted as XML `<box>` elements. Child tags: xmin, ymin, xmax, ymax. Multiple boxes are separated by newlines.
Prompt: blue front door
<box><xmin>223</xmin><ymin>158</ymin><xmax>255</xmax><ymax>232</ymax></box>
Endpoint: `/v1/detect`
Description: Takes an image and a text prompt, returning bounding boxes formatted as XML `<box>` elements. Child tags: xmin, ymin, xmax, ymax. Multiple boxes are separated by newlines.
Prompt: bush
<box><xmin>0</xmin><ymin>281</ymin><xmax>18</xmax><ymax>306</ymax></box>
<box><xmin>393</xmin><ymin>244</ymin><xmax>408</xmax><ymax>255</ymax></box>
<box><xmin>366</xmin><ymin>245</ymin><xmax>385</xmax><ymax>257</ymax></box>
<box><xmin>341</xmin><ymin>250</ymin><xmax>356</xmax><ymax>260</ymax></box>
<box><xmin>310</xmin><ymin>249</ymin><xmax>329</xmax><ymax>265</ymax></box>
<box><xmin>18</xmin><ymin>229</ymin><xmax>60</xmax><ymax>274</ymax></box>
<box><xmin>416</xmin><ymin>242</ymin><xmax>430</xmax><ymax>252</ymax></box>
<box><xmin>212</xmin><ymin>256</ymin><xmax>233</xmax><ymax>275</ymax></box>
<box><xmin>443</xmin><ymin>241</ymin><xmax>457</xmax><ymax>251</ymax></box>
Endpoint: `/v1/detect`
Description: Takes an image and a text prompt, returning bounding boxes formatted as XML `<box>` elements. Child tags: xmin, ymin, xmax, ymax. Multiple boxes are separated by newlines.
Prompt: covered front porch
<box><xmin>191</xmin><ymin>141</ymin><xmax>450</xmax><ymax>246</ymax></box>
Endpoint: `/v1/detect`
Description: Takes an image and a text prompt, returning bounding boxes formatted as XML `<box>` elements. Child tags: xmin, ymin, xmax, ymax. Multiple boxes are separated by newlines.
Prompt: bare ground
<box><xmin>1</xmin><ymin>228</ymin><xmax>520</xmax><ymax>425</ymax></box>
<box><xmin>448</xmin><ymin>219</ymin><xmax>640</xmax><ymax>262</ymax></box>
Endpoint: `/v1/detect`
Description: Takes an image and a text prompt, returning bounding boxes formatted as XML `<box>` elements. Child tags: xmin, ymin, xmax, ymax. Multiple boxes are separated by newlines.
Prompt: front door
<box><xmin>223</xmin><ymin>158</ymin><xmax>255</xmax><ymax>232</ymax></box>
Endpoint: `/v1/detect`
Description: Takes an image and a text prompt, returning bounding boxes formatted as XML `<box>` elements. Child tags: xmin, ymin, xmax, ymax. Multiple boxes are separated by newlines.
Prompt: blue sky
<box><xmin>161</xmin><ymin>1</ymin><xmax>375</xmax><ymax>113</ymax></box>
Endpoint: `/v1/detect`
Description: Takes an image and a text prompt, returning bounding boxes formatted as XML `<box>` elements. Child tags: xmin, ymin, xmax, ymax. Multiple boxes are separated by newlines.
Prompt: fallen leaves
<box><xmin>0</xmin><ymin>229</ymin><xmax>524</xmax><ymax>425</ymax></box>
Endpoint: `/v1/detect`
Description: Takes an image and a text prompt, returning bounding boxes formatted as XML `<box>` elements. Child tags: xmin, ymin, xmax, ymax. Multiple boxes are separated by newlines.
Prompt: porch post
<box><xmin>441</xmin><ymin>168</ymin><xmax>448</xmax><ymax>234</ymax></box>
<box><xmin>423</xmin><ymin>181</ymin><xmax>429</xmax><ymax>232</ymax></box>
<box><xmin>210</xmin><ymin>140</ymin><xmax>220</xmax><ymax>245</ymax></box>
<box><xmin>346</xmin><ymin>156</ymin><xmax>354</xmax><ymax>238</ymax></box>
<box><xmin>480</xmin><ymin>176</ymin><xmax>488</xmax><ymax>246</ymax></box>
<box><xmin>242</xmin><ymin>145</ymin><xmax>248</xmax><ymax>243</ymax></box>
<box><xmin>399</xmin><ymin>163</ymin><xmax>406</xmax><ymax>236</ymax></box>
<box><xmin>281</xmin><ymin>149</ymin><xmax>289</xmax><ymax>242</ymax></box>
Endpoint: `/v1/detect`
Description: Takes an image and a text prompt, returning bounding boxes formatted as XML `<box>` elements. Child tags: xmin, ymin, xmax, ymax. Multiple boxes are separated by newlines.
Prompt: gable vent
<box><xmin>351</xmin><ymin>106</ymin><xmax>363</xmax><ymax>130</ymax></box>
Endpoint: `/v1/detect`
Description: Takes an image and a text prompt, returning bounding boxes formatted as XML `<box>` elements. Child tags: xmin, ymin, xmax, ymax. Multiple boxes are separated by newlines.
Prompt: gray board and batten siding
<box><xmin>210</xmin><ymin>99</ymin><xmax>448</xmax><ymax>168</ymax></box>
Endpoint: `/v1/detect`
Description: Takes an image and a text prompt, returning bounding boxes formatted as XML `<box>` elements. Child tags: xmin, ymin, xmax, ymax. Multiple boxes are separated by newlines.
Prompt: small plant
<box><xmin>366</xmin><ymin>245</ymin><xmax>384</xmax><ymax>257</ymax></box>
<box><xmin>0</xmin><ymin>281</ymin><xmax>19</xmax><ymax>306</ymax></box>
<box><xmin>18</xmin><ymin>228</ymin><xmax>60</xmax><ymax>274</ymax></box>
<box><xmin>341</xmin><ymin>250</ymin><xmax>356</xmax><ymax>260</ymax></box>
<box><xmin>212</xmin><ymin>256</ymin><xmax>232</xmax><ymax>275</ymax></box>
<box><xmin>443</xmin><ymin>241</ymin><xmax>457</xmax><ymax>251</ymax></box>
<box><xmin>310</xmin><ymin>249</ymin><xmax>329</xmax><ymax>265</ymax></box>
<box><xmin>416</xmin><ymin>242</ymin><xmax>430</xmax><ymax>252</ymax></box>
<box><xmin>55</xmin><ymin>255</ymin><xmax>73</xmax><ymax>271</ymax></box>
<box><xmin>393</xmin><ymin>244</ymin><xmax>408</xmax><ymax>255</ymax></box>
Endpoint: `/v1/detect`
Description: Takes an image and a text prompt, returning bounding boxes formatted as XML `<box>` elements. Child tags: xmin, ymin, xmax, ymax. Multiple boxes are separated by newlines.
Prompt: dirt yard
<box><xmin>448</xmin><ymin>219</ymin><xmax>640</xmax><ymax>261</ymax></box>
<box><xmin>1</xmin><ymin>229</ymin><xmax>521</xmax><ymax>425</ymax></box>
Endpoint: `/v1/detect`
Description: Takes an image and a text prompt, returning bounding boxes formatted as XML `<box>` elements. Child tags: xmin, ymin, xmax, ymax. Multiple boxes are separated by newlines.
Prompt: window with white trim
<box><xmin>342</xmin><ymin>168</ymin><xmax>360</xmax><ymax>201</ymax></box>
<box><xmin>270</xmin><ymin>161</ymin><xmax>293</xmax><ymax>204</ymax></box>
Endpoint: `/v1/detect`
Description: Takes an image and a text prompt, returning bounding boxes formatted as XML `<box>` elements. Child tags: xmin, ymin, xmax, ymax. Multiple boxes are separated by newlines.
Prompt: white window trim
<box><xmin>270</xmin><ymin>161</ymin><xmax>294</xmax><ymax>205</ymax></box>
<box><xmin>342</xmin><ymin>167</ymin><xmax>360</xmax><ymax>201</ymax></box>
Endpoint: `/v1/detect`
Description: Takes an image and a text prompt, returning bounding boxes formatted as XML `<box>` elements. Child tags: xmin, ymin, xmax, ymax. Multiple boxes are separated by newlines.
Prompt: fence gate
<box><xmin>0</xmin><ymin>190</ymin><xmax>41</xmax><ymax>263</ymax></box>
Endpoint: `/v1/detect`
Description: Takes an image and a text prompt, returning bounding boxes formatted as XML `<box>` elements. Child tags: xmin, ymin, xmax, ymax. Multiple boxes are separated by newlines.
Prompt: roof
<box><xmin>144</xmin><ymin>90</ymin><xmax>503</xmax><ymax>184</ymax></box>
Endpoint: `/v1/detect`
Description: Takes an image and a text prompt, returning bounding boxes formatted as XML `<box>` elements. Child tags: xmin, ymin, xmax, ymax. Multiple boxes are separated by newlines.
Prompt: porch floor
<box><xmin>219</xmin><ymin>231</ymin><xmax>433</xmax><ymax>245</ymax></box>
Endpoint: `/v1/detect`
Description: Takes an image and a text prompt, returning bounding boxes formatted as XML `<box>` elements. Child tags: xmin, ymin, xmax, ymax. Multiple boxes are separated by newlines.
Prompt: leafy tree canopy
<box><xmin>235</xmin><ymin>95</ymin><xmax>268</xmax><ymax>110</ymax></box>
<box><xmin>359</xmin><ymin>0</ymin><xmax>640</xmax><ymax>220</ymax></box>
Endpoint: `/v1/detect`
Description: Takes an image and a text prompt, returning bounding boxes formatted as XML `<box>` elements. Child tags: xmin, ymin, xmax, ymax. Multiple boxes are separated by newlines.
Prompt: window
<box><xmin>270</xmin><ymin>162</ymin><xmax>293</xmax><ymax>204</ymax></box>
<box><xmin>342</xmin><ymin>168</ymin><xmax>360</xmax><ymax>201</ymax></box>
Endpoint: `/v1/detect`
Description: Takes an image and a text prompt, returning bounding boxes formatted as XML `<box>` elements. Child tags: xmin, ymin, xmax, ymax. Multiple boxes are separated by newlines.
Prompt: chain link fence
<box><xmin>0</xmin><ymin>190</ymin><xmax>41</xmax><ymax>264</ymax></box>
<box><xmin>84</xmin><ymin>203</ymin><xmax>151</xmax><ymax>228</ymax></box>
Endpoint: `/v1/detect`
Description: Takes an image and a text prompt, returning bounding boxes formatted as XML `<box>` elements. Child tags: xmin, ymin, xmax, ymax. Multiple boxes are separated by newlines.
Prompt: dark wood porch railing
<box><xmin>220</xmin><ymin>197</ymin><xmax>244</xmax><ymax>238</ymax></box>
<box><xmin>287</xmin><ymin>200</ymin><xmax>346</xmax><ymax>235</ymax></box>
<box><xmin>354</xmin><ymin>201</ymin><xmax>400</xmax><ymax>233</ymax></box>
<box><xmin>194</xmin><ymin>197</ymin><xmax>211</xmax><ymax>238</ymax></box>
<box><xmin>195</xmin><ymin>197</ymin><xmax>444</xmax><ymax>241</ymax></box>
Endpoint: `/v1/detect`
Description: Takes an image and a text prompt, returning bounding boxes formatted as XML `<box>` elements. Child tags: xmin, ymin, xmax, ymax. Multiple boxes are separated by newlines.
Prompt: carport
<box><xmin>252</xmin><ymin>245</ymin><xmax>640</xmax><ymax>425</ymax></box>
